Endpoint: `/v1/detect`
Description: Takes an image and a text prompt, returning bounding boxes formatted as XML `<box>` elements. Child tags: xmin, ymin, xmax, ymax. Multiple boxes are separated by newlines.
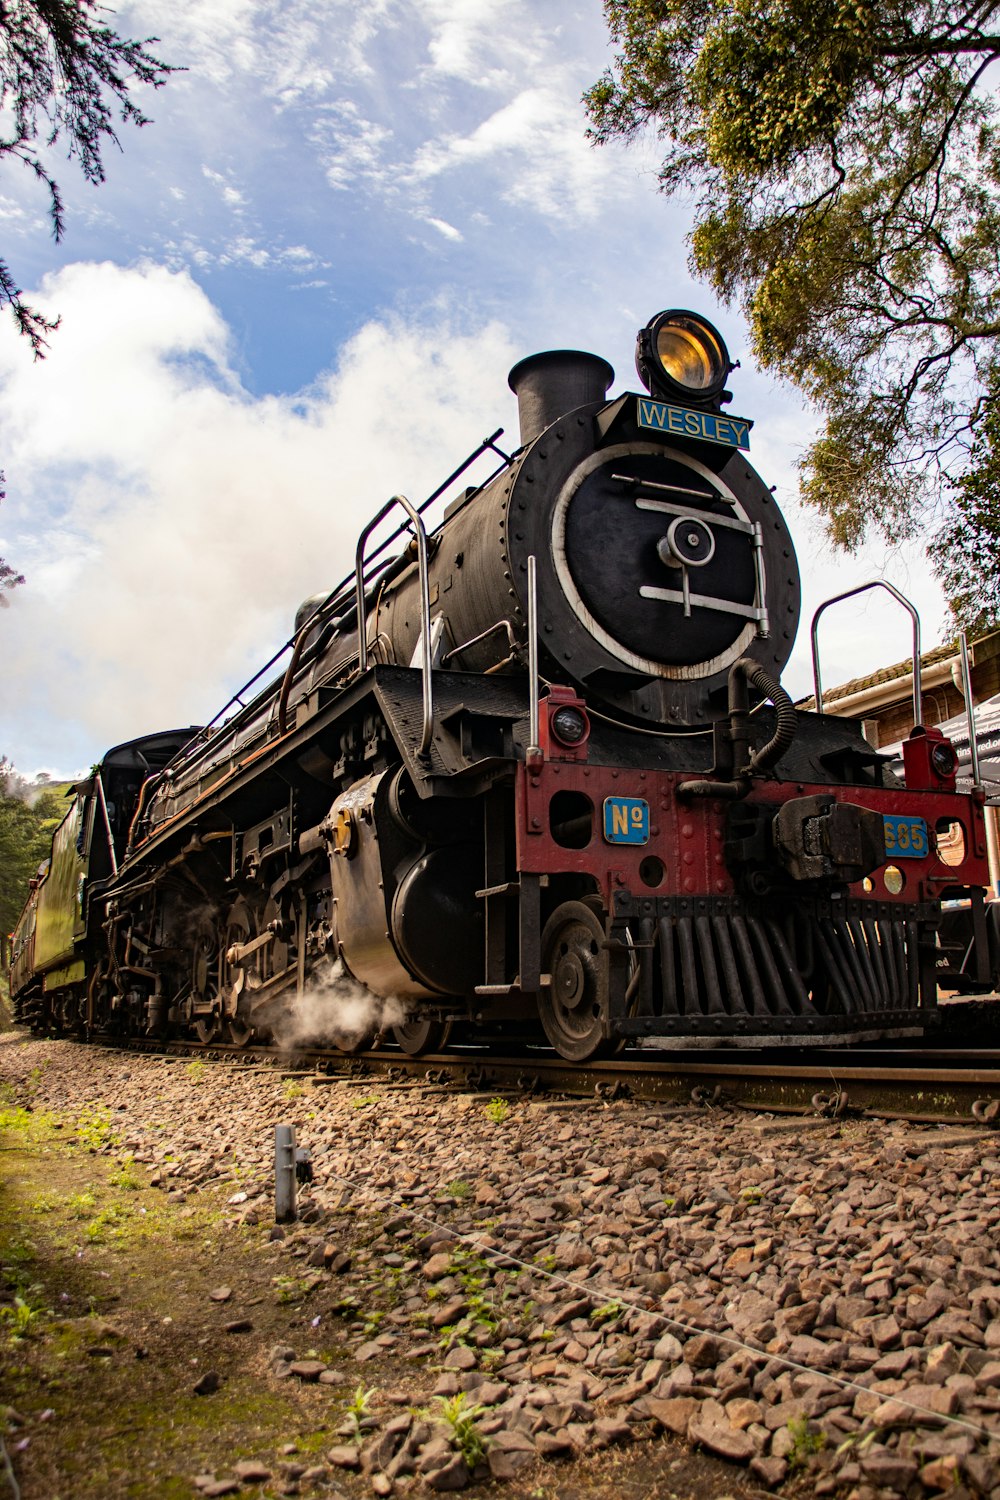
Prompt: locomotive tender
<box><xmin>10</xmin><ymin>309</ymin><xmax>999</xmax><ymax>1060</ymax></box>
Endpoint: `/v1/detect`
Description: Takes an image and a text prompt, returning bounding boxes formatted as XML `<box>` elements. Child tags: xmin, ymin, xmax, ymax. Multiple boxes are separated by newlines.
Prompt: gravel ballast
<box><xmin>3</xmin><ymin>1031</ymin><xmax>1000</xmax><ymax>1500</ymax></box>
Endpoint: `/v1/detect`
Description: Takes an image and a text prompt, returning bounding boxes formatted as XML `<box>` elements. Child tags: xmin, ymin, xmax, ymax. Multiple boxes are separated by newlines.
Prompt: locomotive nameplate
<box><xmin>603</xmin><ymin>797</ymin><xmax>649</xmax><ymax>845</ymax></box>
<box><xmin>637</xmin><ymin>397</ymin><xmax>752</xmax><ymax>451</ymax></box>
<box><xmin>882</xmin><ymin>814</ymin><xmax>929</xmax><ymax>859</ymax></box>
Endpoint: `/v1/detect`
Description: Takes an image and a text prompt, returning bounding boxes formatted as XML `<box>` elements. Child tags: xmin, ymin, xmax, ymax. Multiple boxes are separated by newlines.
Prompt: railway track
<box><xmin>57</xmin><ymin>1014</ymin><xmax>1000</xmax><ymax>1126</ymax></box>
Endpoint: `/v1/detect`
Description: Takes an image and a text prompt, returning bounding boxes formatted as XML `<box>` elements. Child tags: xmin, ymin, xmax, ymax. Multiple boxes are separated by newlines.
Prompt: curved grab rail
<box><xmin>356</xmin><ymin>495</ymin><xmax>434</xmax><ymax>755</ymax></box>
<box><xmin>810</xmin><ymin>580</ymin><xmax>922</xmax><ymax>728</ymax></box>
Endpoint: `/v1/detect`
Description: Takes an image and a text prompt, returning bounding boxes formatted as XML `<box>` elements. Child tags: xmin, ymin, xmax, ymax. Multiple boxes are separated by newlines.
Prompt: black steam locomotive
<box><xmin>10</xmin><ymin>309</ymin><xmax>998</xmax><ymax>1059</ymax></box>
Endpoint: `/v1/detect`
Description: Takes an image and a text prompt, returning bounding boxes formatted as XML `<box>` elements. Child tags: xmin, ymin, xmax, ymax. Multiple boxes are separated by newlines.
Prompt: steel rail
<box><xmin>75</xmin><ymin>1033</ymin><xmax>1000</xmax><ymax>1124</ymax></box>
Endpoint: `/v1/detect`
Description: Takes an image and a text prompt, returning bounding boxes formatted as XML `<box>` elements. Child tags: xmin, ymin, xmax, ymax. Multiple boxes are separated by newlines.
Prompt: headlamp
<box><xmin>636</xmin><ymin>310</ymin><xmax>732</xmax><ymax>410</ymax></box>
<box><xmin>931</xmin><ymin>742</ymin><xmax>957</xmax><ymax>778</ymax></box>
<box><xmin>551</xmin><ymin>706</ymin><xmax>589</xmax><ymax>746</ymax></box>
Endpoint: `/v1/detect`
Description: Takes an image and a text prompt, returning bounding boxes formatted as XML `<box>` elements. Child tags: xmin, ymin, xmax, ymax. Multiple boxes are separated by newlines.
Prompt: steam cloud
<box><xmin>275</xmin><ymin>956</ymin><xmax>406</xmax><ymax>1052</ymax></box>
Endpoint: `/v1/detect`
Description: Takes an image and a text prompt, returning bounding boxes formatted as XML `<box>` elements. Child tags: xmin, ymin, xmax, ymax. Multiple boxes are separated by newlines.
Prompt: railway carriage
<box><xmin>10</xmin><ymin>308</ymin><xmax>999</xmax><ymax>1058</ymax></box>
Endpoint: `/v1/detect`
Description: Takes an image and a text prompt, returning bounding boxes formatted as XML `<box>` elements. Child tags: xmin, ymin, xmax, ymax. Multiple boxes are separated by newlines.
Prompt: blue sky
<box><xmin>0</xmin><ymin>0</ymin><xmax>949</xmax><ymax>774</ymax></box>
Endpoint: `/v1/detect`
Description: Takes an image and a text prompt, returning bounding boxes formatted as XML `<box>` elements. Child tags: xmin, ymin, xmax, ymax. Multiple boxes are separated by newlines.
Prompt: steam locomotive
<box><xmin>10</xmin><ymin>308</ymin><xmax>999</xmax><ymax>1060</ymax></box>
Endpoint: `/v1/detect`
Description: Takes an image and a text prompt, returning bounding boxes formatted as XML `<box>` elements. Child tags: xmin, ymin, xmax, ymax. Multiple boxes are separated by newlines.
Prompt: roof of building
<box><xmin>796</xmin><ymin>641</ymin><xmax>957</xmax><ymax>712</ymax></box>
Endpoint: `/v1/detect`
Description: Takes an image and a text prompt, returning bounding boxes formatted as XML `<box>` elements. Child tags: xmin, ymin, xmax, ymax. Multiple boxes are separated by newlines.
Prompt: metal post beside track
<box><xmin>274</xmin><ymin>1123</ymin><xmax>297</xmax><ymax>1223</ymax></box>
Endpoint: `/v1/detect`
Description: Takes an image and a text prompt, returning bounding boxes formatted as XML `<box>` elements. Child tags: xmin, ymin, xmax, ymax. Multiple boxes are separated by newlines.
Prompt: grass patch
<box><xmin>0</xmin><ymin>1090</ymin><xmax>351</xmax><ymax>1497</ymax></box>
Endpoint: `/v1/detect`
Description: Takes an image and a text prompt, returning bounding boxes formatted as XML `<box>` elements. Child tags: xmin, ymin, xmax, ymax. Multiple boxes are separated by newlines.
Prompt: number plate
<box><xmin>883</xmin><ymin>814</ymin><xmax>928</xmax><ymax>859</ymax></box>
<box><xmin>603</xmin><ymin>797</ymin><xmax>649</xmax><ymax>845</ymax></box>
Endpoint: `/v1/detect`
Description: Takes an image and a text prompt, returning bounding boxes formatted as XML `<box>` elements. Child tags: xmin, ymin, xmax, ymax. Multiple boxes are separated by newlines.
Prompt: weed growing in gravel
<box><xmin>344</xmin><ymin>1383</ymin><xmax>377</xmax><ymax>1443</ymax></box>
<box><xmin>786</xmin><ymin>1416</ymin><xmax>826</xmax><ymax>1469</ymax></box>
<box><xmin>329</xmin><ymin>1295</ymin><xmax>360</xmax><ymax>1318</ymax></box>
<box><xmin>740</xmin><ymin>1185</ymin><xmax>763</xmax><ymax>1204</ymax></box>
<box><xmin>485</xmin><ymin>1097</ymin><xmax>509</xmax><ymax>1125</ymax></box>
<box><xmin>272</xmin><ymin>1274</ymin><xmax>312</xmax><ymax>1304</ymax></box>
<box><xmin>2</xmin><ymin>1238</ymin><xmax>36</xmax><ymax>1282</ymax></box>
<box><xmin>444</xmin><ymin>1178</ymin><xmax>470</xmax><ymax>1199</ymax></box>
<box><xmin>84</xmin><ymin>1205</ymin><xmax>132</xmax><ymax>1244</ymax></box>
<box><xmin>0</xmin><ymin>1103</ymin><xmax>37</xmax><ymax>1133</ymax></box>
<box><xmin>0</xmin><ymin>1292</ymin><xmax>46</xmax><ymax>1342</ymax></box>
<box><xmin>590</xmin><ymin>1300</ymin><xmax>624</xmax><ymax>1325</ymax></box>
<box><xmin>74</xmin><ymin>1106</ymin><xmax>121</xmax><ymax>1151</ymax></box>
<box><xmin>185</xmin><ymin>1059</ymin><xmax>207</xmax><ymax>1083</ymax></box>
<box><xmin>282</xmin><ymin>1079</ymin><xmax>305</xmax><ymax>1101</ymax></box>
<box><xmin>108</xmin><ymin>1158</ymin><xmax>142</xmax><ymax>1191</ymax></box>
<box><xmin>24</xmin><ymin>1063</ymin><xmax>49</xmax><ymax>1101</ymax></box>
<box><xmin>433</xmin><ymin>1392</ymin><xmax>488</xmax><ymax>1468</ymax></box>
<box><xmin>351</xmin><ymin>1095</ymin><xmax>380</xmax><ymax>1110</ymax></box>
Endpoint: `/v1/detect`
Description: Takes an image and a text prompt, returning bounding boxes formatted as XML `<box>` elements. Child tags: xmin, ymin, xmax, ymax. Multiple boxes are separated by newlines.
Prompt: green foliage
<box><xmin>485</xmin><ymin>1097</ymin><xmax>509</xmax><ymax>1125</ymax></box>
<box><xmin>0</xmin><ymin>1291</ymin><xmax>46</xmax><ymax>1341</ymax></box>
<box><xmin>587</xmin><ymin>0</ymin><xmax>1000</xmax><ymax>629</ymax></box>
<box><xmin>0</xmin><ymin>761</ymin><xmax>68</xmax><ymax>947</ymax></box>
<box><xmin>73</xmin><ymin>1106</ymin><xmax>120</xmax><ymax>1152</ymax></box>
<box><xmin>444</xmin><ymin>1178</ymin><xmax>471</xmax><ymax>1200</ymax></box>
<box><xmin>107</xmin><ymin>1158</ymin><xmax>142</xmax><ymax>1192</ymax></box>
<box><xmin>433</xmin><ymin>1392</ymin><xmax>488</xmax><ymax>1469</ymax></box>
<box><xmin>271</xmin><ymin>1274</ymin><xmax>311</xmax><ymax>1305</ymax></box>
<box><xmin>590</xmin><ymin>1299</ymin><xmax>624</xmax><ymax>1324</ymax></box>
<box><xmin>932</xmin><ymin>364</ymin><xmax>1000</xmax><ymax>634</ymax></box>
<box><xmin>343</xmin><ymin>1383</ymin><xmax>376</xmax><ymax>1443</ymax></box>
<box><xmin>786</xmin><ymin>1415</ymin><xmax>827</xmax><ymax>1468</ymax></box>
<box><xmin>282</xmin><ymin>1078</ymin><xmax>305</xmax><ymax>1101</ymax></box>
<box><xmin>0</xmin><ymin>1</ymin><xmax>177</xmax><ymax>355</ymax></box>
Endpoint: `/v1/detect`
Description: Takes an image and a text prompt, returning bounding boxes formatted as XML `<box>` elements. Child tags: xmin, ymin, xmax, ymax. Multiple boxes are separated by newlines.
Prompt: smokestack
<box><xmin>507</xmin><ymin>350</ymin><xmax>614</xmax><ymax>447</ymax></box>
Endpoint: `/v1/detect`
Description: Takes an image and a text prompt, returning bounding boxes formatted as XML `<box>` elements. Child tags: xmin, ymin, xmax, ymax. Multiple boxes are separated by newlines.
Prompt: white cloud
<box><xmin>409</xmin><ymin>85</ymin><xmax>620</xmax><ymax>221</ymax></box>
<box><xmin>0</xmin><ymin>261</ymin><xmax>517</xmax><ymax>767</ymax></box>
<box><xmin>202</xmin><ymin>165</ymin><xmax>247</xmax><ymax>208</ymax></box>
<box><xmin>312</xmin><ymin>102</ymin><xmax>395</xmax><ymax>193</ymax></box>
<box><xmin>426</xmin><ymin>216</ymin><xmax>463</xmax><ymax>241</ymax></box>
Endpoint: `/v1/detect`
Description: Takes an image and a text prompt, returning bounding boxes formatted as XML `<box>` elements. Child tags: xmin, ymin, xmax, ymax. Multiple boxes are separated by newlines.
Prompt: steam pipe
<box><xmin>678</xmin><ymin>658</ymin><xmax>796</xmax><ymax>799</ymax></box>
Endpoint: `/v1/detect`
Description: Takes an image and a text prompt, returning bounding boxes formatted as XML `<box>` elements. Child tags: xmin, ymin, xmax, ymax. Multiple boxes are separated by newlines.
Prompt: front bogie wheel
<box><xmin>539</xmin><ymin>900</ymin><xmax>613</xmax><ymax>1062</ymax></box>
<box><xmin>391</xmin><ymin>1017</ymin><xmax>454</xmax><ymax>1056</ymax></box>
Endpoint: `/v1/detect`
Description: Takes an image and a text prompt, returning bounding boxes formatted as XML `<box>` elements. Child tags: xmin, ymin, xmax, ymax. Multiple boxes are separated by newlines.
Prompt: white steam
<box><xmin>275</xmin><ymin>956</ymin><xmax>406</xmax><ymax>1051</ymax></box>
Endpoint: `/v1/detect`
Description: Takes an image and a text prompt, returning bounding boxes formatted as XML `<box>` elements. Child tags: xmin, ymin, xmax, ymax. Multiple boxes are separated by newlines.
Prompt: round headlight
<box><xmin>636</xmin><ymin>310</ymin><xmax>731</xmax><ymax>405</ymax></box>
<box><xmin>931</xmin><ymin>742</ymin><xmax>957</xmax><ymax>778</ymax></box>
<box><xmin>551</xmin><ymin>706</ymin><xmax>589</xmax><ymax>746</ymax></box>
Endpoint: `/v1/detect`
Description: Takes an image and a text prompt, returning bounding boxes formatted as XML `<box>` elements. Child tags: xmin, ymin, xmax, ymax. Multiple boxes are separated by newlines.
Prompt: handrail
<box><xmin>527</xmin><ymin>555</ymin><xmax>540</xmax><ymax>756</ymax></box>
<box><xmin>95</xmin><ymin>771</ymin><xmax>118</xmax><ymax>876</ymax></box>
<box><xmin>959</xmin><ymin>630</ymin><xmax>981</xmax><ymax>789</ymax></box>
<box><xmin>810</xmin><ymin>580</ymin><xmax>922</xmax><ymax>729</ymax></box>
<box><xmin>155</xmin><ymin>428</ymin><xmax>509</xmax><ymax>778</ymax></box>
<box><xmin>356</xmin><ymin>495</ymin><xmax>434</xmax><ymax>755</ymax></box>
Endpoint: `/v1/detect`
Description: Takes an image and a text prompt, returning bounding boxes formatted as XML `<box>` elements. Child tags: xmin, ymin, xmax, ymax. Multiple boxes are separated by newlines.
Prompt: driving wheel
<box><xmin>539</xmin><ymin>900</ymin><xmax>612</xmax><ymax>1062</ymax></box>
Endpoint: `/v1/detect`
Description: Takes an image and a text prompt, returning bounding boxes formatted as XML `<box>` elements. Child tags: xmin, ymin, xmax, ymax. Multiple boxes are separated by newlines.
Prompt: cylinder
<box><xmin>274</xmin><ymin>1122</ymin><xmax>297</xmax><ymax>1223</ymax></box>
<box><xmin>507</xmin><ymin>350</ymin><xmax>614</xmax><ymax>446</ymax></box>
